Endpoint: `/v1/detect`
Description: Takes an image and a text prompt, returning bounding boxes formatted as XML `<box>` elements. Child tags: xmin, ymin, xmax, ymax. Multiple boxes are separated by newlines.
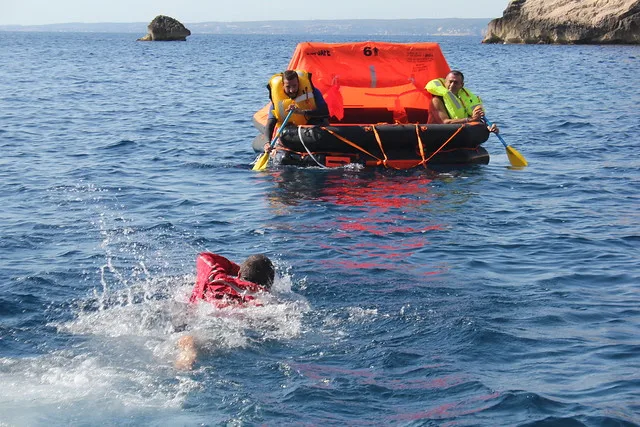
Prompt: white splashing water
<box><xmin>0</xmin><ymin>271</ymin><xmax>308</xmax><ymax>424</ymax></box>
<box><xmin>0</xmin><ymin>183</ymin><xmax>309</xmax><ymax>423</ymax></box>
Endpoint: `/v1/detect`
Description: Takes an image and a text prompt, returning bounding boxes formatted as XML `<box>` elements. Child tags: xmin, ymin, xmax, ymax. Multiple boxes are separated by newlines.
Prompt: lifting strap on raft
<box><xmin>416</xmin><ymin>125</ymin><xmax>427</xmax><ymax>168</ymax></box>
<box><xmin>295</xmin><ymin>123</ymin><xmax>466</xmax><ymax>169</ymax></box>
<box><xmin>368</xmin><ymin>124</ymin><xmax>465</xmax><ymax>169</ymax></box>
<box><xmin>421</xmin><ymin>124</ymin><xmax>464</xmax><ymax>165</ymax></box>
<box><xmin>320</xmin><ymin>127</ymin><xmax>384</xmax><ymax>163</ymax></box>
<box><xmin>371</xmin><ymin>126</ymin><xmax>389</xmax><ymax>167</ymax></box>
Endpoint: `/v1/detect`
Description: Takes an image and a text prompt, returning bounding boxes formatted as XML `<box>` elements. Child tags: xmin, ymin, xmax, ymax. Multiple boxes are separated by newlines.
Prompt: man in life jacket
<box><xmin>264</xmin><ymin>69</ymin><xmax>330</xmax><ymax>151</ymax></box>
<box><xmin>176</xmin><ymin>252</ymin><xmax>275</xmax><ymax>369</ymax></box>
<box><xmin>425</xmin><ymin>70</ymin><xmax>498</xmax><ymax>133</ymax></box>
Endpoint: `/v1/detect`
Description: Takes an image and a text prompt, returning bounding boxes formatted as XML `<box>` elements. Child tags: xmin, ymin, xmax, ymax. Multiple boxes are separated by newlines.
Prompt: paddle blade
<box><xmin>252</xmin><ymin>152</ymin><xmax>270</xmax><ymax>171</ymax></box>
<box><xmin>506</xmin><ymin>145</ymin><xmax>528</xmax><ymax>167</ymax></box>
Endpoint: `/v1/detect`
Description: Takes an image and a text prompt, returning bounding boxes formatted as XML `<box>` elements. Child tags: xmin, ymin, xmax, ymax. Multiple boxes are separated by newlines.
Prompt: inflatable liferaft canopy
<box><xmin>255</xmin><ymin>41</ymin><xmax>451</xmax><ymax>125</ymax></box>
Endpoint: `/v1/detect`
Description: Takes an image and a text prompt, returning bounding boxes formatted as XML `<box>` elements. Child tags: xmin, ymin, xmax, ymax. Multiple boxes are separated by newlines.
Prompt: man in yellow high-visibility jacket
<box><xmin>426</xmin><ymin>70</ymin><xmax>497</xmax><ymax>132</ymax></box>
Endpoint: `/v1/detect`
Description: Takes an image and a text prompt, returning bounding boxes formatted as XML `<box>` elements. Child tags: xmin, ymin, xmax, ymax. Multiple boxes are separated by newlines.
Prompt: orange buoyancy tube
<box><xmin>268</xmin><ymin>70</ymin><xmax>318</xmax><ymax>126</ymax></box>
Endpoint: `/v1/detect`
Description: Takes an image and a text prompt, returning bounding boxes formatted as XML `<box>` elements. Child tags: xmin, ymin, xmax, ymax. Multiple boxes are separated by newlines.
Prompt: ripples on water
<box><xmin>0</xmin><ymin>31</ymin><xmax>639</xmax><ymax>425</ymax></box>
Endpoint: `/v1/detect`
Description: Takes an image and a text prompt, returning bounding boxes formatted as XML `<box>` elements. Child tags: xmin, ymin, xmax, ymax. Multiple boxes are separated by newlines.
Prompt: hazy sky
<box><xmin>2</xmin><ymin>0</ymin><xmax>511</xmax><ymax>26</ymax></box>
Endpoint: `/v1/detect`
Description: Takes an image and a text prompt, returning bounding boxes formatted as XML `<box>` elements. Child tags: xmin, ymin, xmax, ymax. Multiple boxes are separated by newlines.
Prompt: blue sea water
<box><xmin>0</xmin><ymin>31</ymin><xmax>639</xmax><ymax>426</ymax></box>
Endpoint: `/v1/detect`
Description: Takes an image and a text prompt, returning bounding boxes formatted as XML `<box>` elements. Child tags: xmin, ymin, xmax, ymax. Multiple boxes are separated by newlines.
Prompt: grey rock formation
<box><xmin>137</xmin><ymin>15</ymin><xmax>191</xmax><ymax>41</ymax></box>
<box><xmin>483</xmin><ymin>0</ymin><xmax>640</xmax><ymax>44</ymax></box>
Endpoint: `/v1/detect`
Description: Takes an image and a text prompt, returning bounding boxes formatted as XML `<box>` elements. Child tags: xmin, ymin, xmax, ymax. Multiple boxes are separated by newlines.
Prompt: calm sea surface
<box><xmin>0</xmin><ymin>31</ymin><xmax>639</xmax><ymax>426</ymax></box>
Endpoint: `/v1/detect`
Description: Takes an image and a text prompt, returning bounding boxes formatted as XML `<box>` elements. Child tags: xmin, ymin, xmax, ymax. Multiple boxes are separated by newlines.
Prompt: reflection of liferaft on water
<box><xmin>252</xmin><ymin>41</ymin><xmax>491</xmax><ymax>169</ymax></box>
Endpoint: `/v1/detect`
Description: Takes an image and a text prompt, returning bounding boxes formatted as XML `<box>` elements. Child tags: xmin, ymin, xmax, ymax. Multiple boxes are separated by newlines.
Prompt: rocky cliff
<box><xmin>483</xmin><ymin>0</ymin><xmax>640</xmax><ymax>44</ymax></box>
<box><xmin>137</xmin><ymin>15</ymin><xmax>191</xmax><ymax>41</ymax></box>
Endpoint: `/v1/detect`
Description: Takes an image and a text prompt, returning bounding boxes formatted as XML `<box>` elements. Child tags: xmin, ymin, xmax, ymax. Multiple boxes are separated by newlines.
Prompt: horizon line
<box><xmin>0</xmin><ymin>17</ymin><xmax>495</xmax><ymax>27</ymax></box>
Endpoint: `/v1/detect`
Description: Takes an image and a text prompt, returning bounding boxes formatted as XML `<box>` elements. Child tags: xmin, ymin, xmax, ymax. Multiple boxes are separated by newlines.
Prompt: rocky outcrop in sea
<box><xmin>137</xmin><ymin>15</ymin><xmax>191</xmax><ymax>41</ymax></box>
<box><xmin>483</xmin><ymin>0</ymin><xmax>640</xmax><ymax>44</ymax></box>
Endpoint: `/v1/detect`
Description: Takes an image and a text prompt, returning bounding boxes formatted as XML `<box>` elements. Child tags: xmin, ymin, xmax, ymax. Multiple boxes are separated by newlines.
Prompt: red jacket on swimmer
<box><xmin>189</xmin><ymin>252</ymin><xmax>275</xmax><ymax>306</ymax></box>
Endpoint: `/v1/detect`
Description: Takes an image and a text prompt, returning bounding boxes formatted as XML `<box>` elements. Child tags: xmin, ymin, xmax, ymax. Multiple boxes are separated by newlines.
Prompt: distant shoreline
<box><xmin>0</xmin><ymin>18</ymin><xmax>492</xmax><ymax>36</ymax></box>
